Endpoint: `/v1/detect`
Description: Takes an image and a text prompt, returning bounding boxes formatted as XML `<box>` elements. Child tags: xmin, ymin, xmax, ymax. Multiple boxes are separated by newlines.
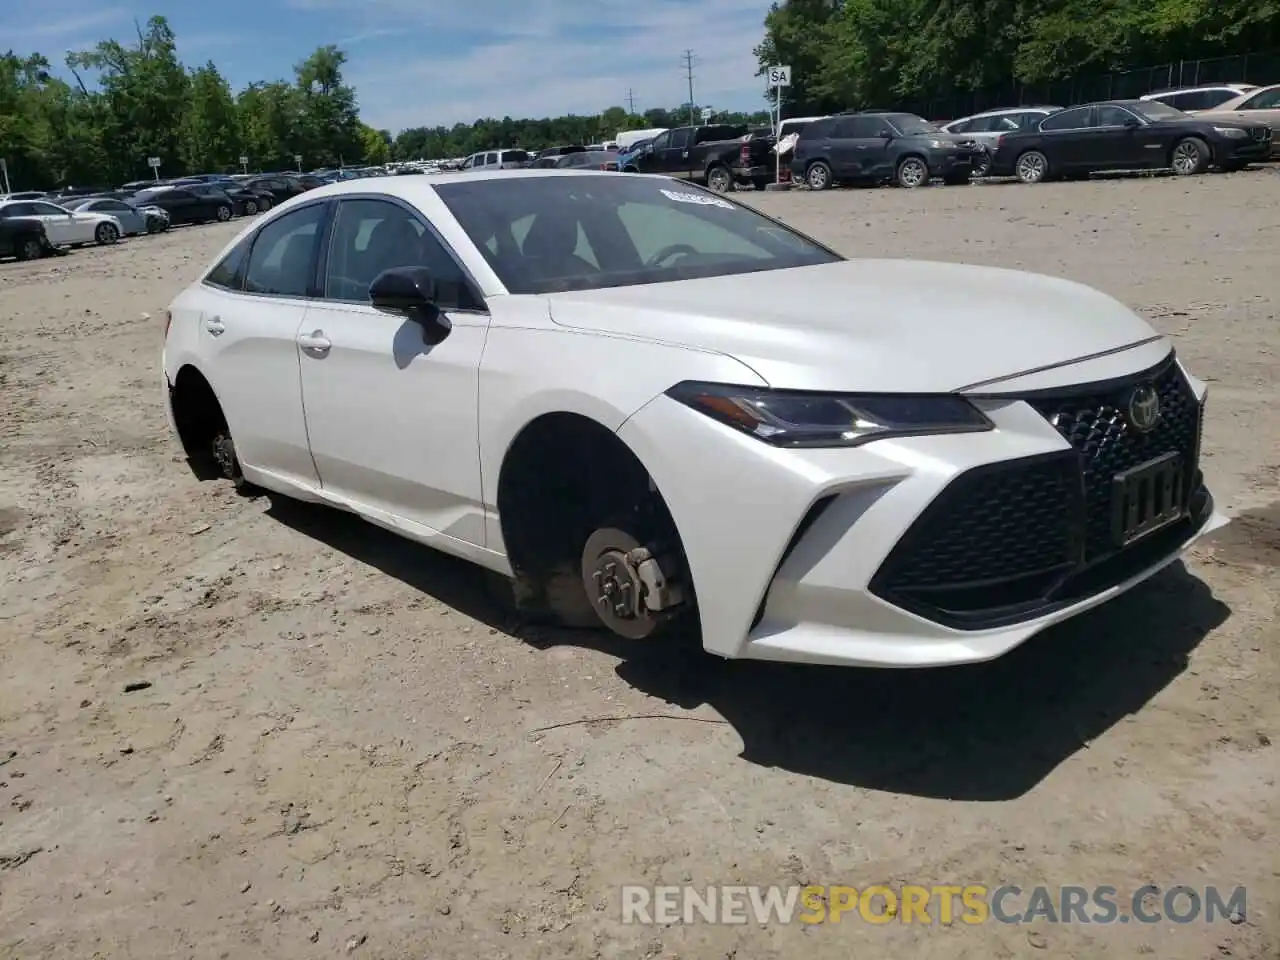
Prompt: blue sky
<box><xmin>8</xmin><ymin>0</ymin><xmax>775</xmax><ymax>132</ymax></box>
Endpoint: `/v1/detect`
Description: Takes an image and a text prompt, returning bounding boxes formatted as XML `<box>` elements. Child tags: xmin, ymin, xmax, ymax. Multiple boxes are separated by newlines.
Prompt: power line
<box><xmin>681</xmin><ymin>49</ymin><xmax>696</xmax><ymax>125</ymax></box>
<box><xmin>626</xmin><ymin>88</ymin><xmax>636</xmax><ymax>114</ymax></box>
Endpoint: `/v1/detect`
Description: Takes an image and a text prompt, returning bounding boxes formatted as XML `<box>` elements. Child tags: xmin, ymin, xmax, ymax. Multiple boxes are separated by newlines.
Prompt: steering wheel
<box><xmin>645</xmin><ymin>243</ymin><xmax>698</xmax><ymax>267</ymax></box>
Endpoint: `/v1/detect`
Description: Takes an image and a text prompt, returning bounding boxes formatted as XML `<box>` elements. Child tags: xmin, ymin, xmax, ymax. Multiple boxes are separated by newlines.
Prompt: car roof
<box><xmin>1141</xmin><ymin>83</ymin><xmax>1257</xmax><ymax>97</ymax></box>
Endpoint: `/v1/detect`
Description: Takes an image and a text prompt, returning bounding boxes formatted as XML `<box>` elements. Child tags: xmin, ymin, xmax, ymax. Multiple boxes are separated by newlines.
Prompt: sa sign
<box><xmin>768</xmin><ymin>65</ymin><xmax>791</xmax><ymax>87</ymax></box>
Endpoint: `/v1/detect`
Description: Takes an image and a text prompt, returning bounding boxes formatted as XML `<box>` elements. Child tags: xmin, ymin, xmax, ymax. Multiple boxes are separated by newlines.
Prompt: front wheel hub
<box><xmin>581</xmin><ymin>527</ymin><xmax>683</xmax><ymax>640</ymax></box>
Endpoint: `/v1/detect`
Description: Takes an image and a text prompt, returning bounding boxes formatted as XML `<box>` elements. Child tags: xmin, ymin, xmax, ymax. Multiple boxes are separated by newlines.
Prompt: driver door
<box><xmin>297</xmin><ymin>196</ymin><xmax>491</xmax><ymax>546</ymax></box>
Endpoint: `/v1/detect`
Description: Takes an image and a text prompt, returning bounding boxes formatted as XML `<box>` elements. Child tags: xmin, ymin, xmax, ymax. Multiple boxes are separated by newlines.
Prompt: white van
<box><xmin>615</xmin><ymin>128</ymin><xmax>668</xmax><ymax>152</ymax></box>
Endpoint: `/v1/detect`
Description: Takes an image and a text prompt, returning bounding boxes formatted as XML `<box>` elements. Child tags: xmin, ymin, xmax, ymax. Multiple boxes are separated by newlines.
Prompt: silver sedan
<box><xmin>63</xmin><ymin>197</ymin><xmax>166</xmax><ymax>235</ymax></box>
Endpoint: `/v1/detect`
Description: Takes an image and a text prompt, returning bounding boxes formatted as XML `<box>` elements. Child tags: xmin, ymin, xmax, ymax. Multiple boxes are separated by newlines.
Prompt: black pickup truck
<box><xmin>621</xmin><ymin>124</ymin><xmax>776</xmax><ymax>191</ymax></box>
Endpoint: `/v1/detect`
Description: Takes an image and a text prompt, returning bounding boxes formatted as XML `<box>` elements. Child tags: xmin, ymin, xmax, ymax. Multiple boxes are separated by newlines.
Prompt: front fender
<box><xmin>477</xmin><ymin>323</ymin><xmax>763</xmax><ymax>552</ymax></box>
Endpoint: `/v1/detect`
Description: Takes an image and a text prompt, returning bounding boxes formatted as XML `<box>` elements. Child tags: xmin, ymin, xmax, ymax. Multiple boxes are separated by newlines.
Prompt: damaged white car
<box><xmin>162</xmin><ymin>170</ymin><xmax>1225</xmax><ymax>667</ymax></box>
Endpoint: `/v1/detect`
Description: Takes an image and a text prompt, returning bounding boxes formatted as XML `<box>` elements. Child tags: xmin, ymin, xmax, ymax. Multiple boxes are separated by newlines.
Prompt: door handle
<box><xmin>297</xmin><ymin>330</ymin><xmax>331</xmax><ymax>355</ymax></box>
<box><xmin>205</xmin><ymin>316</ymin><xmax>225</xmax><ymax>336</ymax></box>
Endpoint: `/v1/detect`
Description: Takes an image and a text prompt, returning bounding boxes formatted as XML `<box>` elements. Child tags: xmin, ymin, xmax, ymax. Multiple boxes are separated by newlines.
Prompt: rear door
<box><xmin>830</xmin><ymin>116</ymin><xmax>888</xmax><ymax>178</ymax></box>
<box><xmin>199</xmin><ymin>201</ymin><xmax>328</xmax><ymax>486</ymax></box>
<box><xmin>1036</xmin><ymin>106</ymin><xmax>1093</xmax><ymax>169</ymax></box>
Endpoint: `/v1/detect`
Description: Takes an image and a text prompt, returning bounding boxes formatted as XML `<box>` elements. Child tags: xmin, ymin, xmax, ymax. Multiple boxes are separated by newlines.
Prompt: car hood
<box><xmin>543</xmin><ymin>259</ymin><xmax>1160</xmax><ymax>393</ymax></box>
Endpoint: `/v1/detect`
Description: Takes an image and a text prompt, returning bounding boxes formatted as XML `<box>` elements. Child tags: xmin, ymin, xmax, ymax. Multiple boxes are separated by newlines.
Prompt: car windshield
<box><xmin>1131</xmin><ymin>100</ymin><xmax>1186</xmax><ymax>121</ymax></box>
<box><xmin>888</xmin><ymin>114</ymin><xmax>939</xmax><ymax>136</ymax></box>
<box><xmin>435</xmin><ymin>174</ymin><xmax>841</xmax><ymax>295</ymax></box>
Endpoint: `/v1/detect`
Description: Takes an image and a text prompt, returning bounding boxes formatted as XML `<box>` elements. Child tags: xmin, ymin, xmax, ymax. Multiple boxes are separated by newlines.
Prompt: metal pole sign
<box><xmin>768</xmin><ymin>66</ymin><xmax>790</xmax><ymax>183</ymax></box>
<box><xmin>700</xmin><ymin>107</ymin><xmax>712</xmax><ymax>122</ymax></box>
<box><xmin>148</xmin><ymin>156</ymin><xmax>161</xmax><ymax>180</ymax></box>
<box><xmin>294</xmin><ymin>154</ymin><xmax>302</xmax><ymax>172</ymax></box>
<box><xmin>239</xmin><ymin>155</ymin><xmax>249</xmax><ymax>173</ymax></box>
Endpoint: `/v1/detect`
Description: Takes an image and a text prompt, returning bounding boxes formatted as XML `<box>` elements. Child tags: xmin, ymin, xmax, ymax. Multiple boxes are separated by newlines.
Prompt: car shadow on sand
<box><xmin>265</xmin><ymin>496</ymin><xmax>1230</xmax><ymax>801</ymax></box>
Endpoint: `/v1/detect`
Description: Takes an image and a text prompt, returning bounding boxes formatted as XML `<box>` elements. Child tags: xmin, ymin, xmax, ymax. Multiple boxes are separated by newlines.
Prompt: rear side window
<box><xmin>243</xmin><ymin>203</ymin><xmax>326</xmax><ymax>297</ymax></box>
<box><xmin>669</xmin><ymin>129</ymin><xmax>692</xmax><ymax>149</ymax></box>
<box><xmin>205</xmin><ymin>235</ymin><xmax>254</xmax><ymax>290</ymax></box>
<box><xmin>798</xmin><ymin>118</ymin><xmax>834</xmax><ymax>140</ymax></box>
<box><xmin>1040</xmin><ymin>107</ymin><xmax>1089</xmax><ymax>130</ymax></box>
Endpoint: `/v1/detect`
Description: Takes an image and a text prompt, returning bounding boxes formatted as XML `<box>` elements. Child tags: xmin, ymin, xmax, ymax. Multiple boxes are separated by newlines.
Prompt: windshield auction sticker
<box><xmin>661</xmin><ymin>188</ymin><xmax>734</xmax><ymax>210</ymax></box>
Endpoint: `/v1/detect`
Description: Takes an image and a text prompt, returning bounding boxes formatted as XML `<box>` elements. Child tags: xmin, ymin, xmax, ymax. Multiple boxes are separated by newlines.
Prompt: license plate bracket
<box><xmin>1111</xmin><ymin>451</ymin><xmax>1185</xmax><ymax>547</ymax></box>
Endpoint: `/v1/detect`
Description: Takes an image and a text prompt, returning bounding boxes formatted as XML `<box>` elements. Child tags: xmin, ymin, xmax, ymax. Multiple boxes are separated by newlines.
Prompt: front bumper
<box><xmin>1212</xmin><ymin>130</ymin><xmax>1272</xmax><ymax>163</ymax></box>
<box><xmin>924</xmin><ymin>148</ymin><xmax>976</xmax><ymax>177</ymax></box>
<box><xmin>618</xmin><ymin>353</ymin><xmax>1226</xmax><ymax>667</ymax></box>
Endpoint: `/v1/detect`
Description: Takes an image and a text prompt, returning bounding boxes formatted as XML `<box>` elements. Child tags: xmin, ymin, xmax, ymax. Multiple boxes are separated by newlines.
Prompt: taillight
<box><xmin>739</xmin><ymin>143</ymin><xmax>750</xmax><ymax>164</ymax></box>
<box><xmin>163</xmin><ymin>309</ymin><xmax>172</xmax><ymax>339</ymax></box>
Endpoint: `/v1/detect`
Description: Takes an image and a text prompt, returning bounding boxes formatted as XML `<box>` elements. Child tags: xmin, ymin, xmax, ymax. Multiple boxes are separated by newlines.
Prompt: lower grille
<box><xmin>870</xmin><ymin>354</ymin><xmax>1206</xmax><ymax>628</ymax></box>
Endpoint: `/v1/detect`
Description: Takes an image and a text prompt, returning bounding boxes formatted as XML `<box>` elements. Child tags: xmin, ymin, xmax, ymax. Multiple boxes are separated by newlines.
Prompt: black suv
<box><xmin>791</xmin><ymin>112</ymin><xmax>980</xmax><ymax>189</ymax></box>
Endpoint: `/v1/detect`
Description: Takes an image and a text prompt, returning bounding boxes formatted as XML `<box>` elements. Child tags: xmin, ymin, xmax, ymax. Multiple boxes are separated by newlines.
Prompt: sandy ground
<box><xmin>1</xmin><ymin>171</ymin><xmax>1277</xmax><ymax>960</ymax></box>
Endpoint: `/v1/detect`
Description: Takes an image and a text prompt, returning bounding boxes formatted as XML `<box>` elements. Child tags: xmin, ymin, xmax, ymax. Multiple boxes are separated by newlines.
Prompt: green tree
<box><xmin>66</xmin><ymin>15</ymin><xmax>189</xmax><ymax>182</ymax></box>
<box><xmin>178</xmin><ymin>62</ymin><xmax>239</xmax><ymax>173</ymax></box>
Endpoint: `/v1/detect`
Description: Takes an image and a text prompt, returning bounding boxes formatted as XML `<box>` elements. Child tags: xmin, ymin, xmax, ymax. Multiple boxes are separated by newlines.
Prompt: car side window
<box><xmin>1040</xmin><ymin>107</ymin><xmax>1088</xmax><ymax>131</ymax></box>
<box><xmin>323</xmin><ymin>198</ymin><xmax>485</xmax><ymax>311</ymax></box>
<box><xmin>103</xmin><ymin>200</ymin><xmax>131</xmax><ymax>211</ymax></box>
<box><xmin>1240</xmin><ymin>88</ymin><xmax>1280</xmax><ymax>110</ymax></box>
<box><xmin>1017</xmin><ymin>112</ymin><xmax>1049</xmax><ymax>128</ymax></box>
<box><xmin>243</xmin><ymin>203</ymin><xmax>325</xmax><ymax>298</ymax></box>
<box><xmin>30</xmin><ymin>202</ymin><xmax>67</xmax><ymax>215</ymax></box>
<box><xmin>2</xmin><ymin>203</ymin><xmax>32</xmax><ymax>217</ymax></box>
<box><xmin>669</xmin><ymin>129</ymin><xmax>691</xmax><ymax>150</ymax></box>
<box><xmin>204</xmin><ymin>235</ymin><xmax>254</xmax><ymax>291</ymax></box>
<box><xmin>650</xmin><ymin>131</ymin><xmax>670</xmax><ymax>151</ymax></box>
<box><xmin>1094</xmin><ymin>105</ymin><xmax>1136</xmax><ymax>126</ymax></box>
<box><xmin>945</xmin><ymin>119</ymin><xmax>971</xmax><ymax>133</ymax></box>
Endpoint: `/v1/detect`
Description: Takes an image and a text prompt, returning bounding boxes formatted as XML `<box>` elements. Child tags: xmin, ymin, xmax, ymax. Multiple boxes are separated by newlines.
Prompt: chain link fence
<box><xmin>912</xmin><ymin>49</ymin><xmax>1280</xmax><ymax>121</ymax></box>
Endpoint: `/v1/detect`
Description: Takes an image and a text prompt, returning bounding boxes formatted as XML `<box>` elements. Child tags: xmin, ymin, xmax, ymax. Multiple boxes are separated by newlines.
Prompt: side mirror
<box><xmin>1124</xmin><ymin>117</ymin><xmax>1141</xmax><ymax>128</ymax></box>
<box><xmin>878</xmin><ymin>129</ymin><xmax>894</xmax><ymax>139</ymax></box>
<box><xmin>369</xmin><ymin>266</ymin><xmax>452</xmax><ymax>345</ymax></box>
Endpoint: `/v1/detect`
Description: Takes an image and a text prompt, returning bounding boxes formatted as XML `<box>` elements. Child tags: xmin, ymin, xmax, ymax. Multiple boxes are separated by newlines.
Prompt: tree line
<box><xmin>8</xmin><ymin>2</ymin><xmax>1274</xmax><ymax>191</ymax></box>
<box><xmin>753</xmin><ymin>0</ymin><xmax>1279</xmax><ymax>119</ymax></box>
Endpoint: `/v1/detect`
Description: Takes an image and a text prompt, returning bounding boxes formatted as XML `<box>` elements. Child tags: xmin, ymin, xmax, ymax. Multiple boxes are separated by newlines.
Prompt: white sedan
<box><xmin>0</xmin><ymin>198</ymin><xmax>126</xmax><ymax>246</ymax></box>
<box><xmin>161</xmin><ymin>170</ymin><xmax>1226</xmax><ymax>668</ymax></box>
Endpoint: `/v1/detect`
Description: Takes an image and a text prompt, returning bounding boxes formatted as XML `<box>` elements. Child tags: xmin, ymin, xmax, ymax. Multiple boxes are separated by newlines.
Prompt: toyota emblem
<box><xmin>1127</xmin><ymin>383</ymin><xmax>1161</xmax><ymax>432</ymax></box>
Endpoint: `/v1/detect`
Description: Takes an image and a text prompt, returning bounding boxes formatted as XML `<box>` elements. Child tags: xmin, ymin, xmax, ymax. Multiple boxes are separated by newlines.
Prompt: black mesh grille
<box><xmin>1027</xmin><ymin>357</ymin><xmax>1201</xmax><ymax>561</ymax></box>
<box><xmin>870</xmin><ymin>355</ymin><xmax>1207</xmax><ymax>629</ymax></box>
<box><xmin>884</xmin><ymin>454</ymin><xmax>1081</xmax><ymax>592</ymax></box>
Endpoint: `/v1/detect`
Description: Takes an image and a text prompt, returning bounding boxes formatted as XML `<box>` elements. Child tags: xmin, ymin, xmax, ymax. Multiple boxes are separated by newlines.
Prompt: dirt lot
<box><xmin>1</xmin><ymin>171</ymin><xmax>1277</xmax><ymax>960</ymax></box>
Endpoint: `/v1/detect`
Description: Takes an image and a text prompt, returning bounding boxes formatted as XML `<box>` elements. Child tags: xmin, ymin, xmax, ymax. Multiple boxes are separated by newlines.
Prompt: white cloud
<box><xmin>326</xmin><ymin>0</ymin><xmax>772</xmax><ymax>129</ymax></box>
<box><xmin>5</xmin><ymin>7</ymin><xmax>128</xmax><ymax>42</ymax></box>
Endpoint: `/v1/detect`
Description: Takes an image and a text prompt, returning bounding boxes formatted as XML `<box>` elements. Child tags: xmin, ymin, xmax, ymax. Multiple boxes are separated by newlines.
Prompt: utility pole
<box><xmin>681</xmin><ymin>49</ymin><xmax>696</xmax><ymax>126</ymax></box>
<box><xmin>626</xmin><ymin>88</ymin><xmax>636</xmax><ymax>114</ymax></box>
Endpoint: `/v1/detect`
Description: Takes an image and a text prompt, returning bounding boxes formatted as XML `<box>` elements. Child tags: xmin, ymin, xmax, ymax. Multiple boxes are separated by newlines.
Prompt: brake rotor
<box><xmin>581</xmin><ymin>527</ymin><xmax>662</xmax><ymax>640</ymax></box>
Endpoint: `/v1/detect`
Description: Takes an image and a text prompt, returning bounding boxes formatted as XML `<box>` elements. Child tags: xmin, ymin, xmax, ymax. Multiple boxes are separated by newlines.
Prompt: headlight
<box><xmin>666</xmin><ymin>382</ymin><xmax>993</xmax><ymax>448</ymax></box>
<box><xmin>1214</xmin><ymin>126</ymin><xmax>1247</xmax><ymax>138</ymax></box>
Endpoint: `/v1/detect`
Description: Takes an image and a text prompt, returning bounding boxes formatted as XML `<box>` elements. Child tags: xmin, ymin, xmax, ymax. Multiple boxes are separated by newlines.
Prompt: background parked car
<box><xmin>0</xmin><ymin>197</ymin><xmax>125</xmax><ymax>246</ymax></box>
<box><xmin>459</xmin><ymin>149</ymin><xmax>532</xmax><ymax>170</ymax></box>
<box><xmin>989</xmin><ymin>99</ymin><xmax>1270</xmax><ymax>182</ymax></box>
<box><xmin>0</xmin><ymin>210</ymin><xmax>55</xmax><ymax>261</ymax></box>
<box><xmin>548</xmin><ymin>150</ymin><xmax>619</xmax><ymax>170</ymax></box>
<box><xmin>1140</xmin><ymin>83</ymin><xmax>1259</xmax><ymax>112</ymax></box>
<box><xmin>62</xmin><ymin>196</ymin><xmax>168</xmax><ymax>235</ymax></box>
<box><xmin>237</xmin><ymin>174</ymin><xmax>309</xmax><ymax>203</ymax></box>
<box><xmin>939</xmin><ymin>106</ymin><xmax>1062</xmax><ymax>176</ymax></box>
<box><xmin>792</xmin><ymin>112</ymin><xmax>980</xmax><ymax>189</ymax></box>
<box><xmin>1192</xmin><ymin>83</ymin><xmax>1280</xmax><ymax>156</ymax></box>
<box><xmin>131</xmin><ymin>186</ymin><xmax>234</xmax><ymax>225</ymax></box>
<box><xmin>622</xmin><ymin>123</ymin><xmax>775</xmax><ymax>191</ymax></box>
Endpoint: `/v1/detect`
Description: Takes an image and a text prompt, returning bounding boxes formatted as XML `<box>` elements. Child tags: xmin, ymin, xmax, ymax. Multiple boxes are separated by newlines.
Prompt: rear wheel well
<box><xmin>170</xmin><ymin>365</ymin><xmax>227</xmax><ymax>473</ymax></box>
<box><xmin>495</xmin><ymin>412</ymin><xmax>688</xmax><ymax>630</ymax></box>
